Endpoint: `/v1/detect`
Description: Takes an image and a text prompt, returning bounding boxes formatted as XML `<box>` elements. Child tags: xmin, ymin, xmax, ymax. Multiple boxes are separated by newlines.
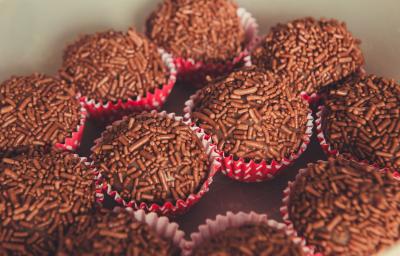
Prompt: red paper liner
<box><xmin>316</xmin><ymin>106</ymin><xmax>400</xmax><ymax>178</ymax></box>
<box><xmin>81</xmin><ymin>49</ymin><xmax>177</xmax><ymax>119</ymax></box>
<box><xmin>280</xmin><ymin>160</ymin><xmax>400</xmax><ymax>256</ymax></box>
<box><xmin>55</xmin><ymin>99</ymin><xmax>87</xmax><ymax>151</ymax></box>
<box><xmin>183</xmin><ymin>92</ymin><xmax>314</xmax><ymax>182</ymax></box>
<box><xmin>183</xmin><ymin>211</ymin><xmax>314</xmax><ymax>256</ymax></box>
<box><xmin>174</xmin><ymin>7</ymin><xmax>259</xmax><ymax>86</ymax></box>
<box><xmin>93</xmin><ymin>110</ymin><xmax>222</xmax><ymax>216</ymax></box>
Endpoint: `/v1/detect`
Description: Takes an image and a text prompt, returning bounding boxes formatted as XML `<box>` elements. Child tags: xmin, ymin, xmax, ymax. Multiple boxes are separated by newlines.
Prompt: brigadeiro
<box><xmin>146</xmin><ymin>0</ymin><xmax>258</xmax><ymax>83</ymax></box>
<box><xmin>57</xmin><ymin>209</ymin><xmax>184</xmax><ymax>255</ymax></box>
<box><xmin>59</xmin><ymin>28</ymin><xmax>176</xmax><ymax>118</ymax></box>
<box><xmin>317</xmin><ymin>73</ymin><xmax>400</xmax><ymax>172</ymax></box>
<box><xmin>0</xmin><ymin>73</ymin><xmax>85</xmax><ymax>155</ymax></box>
<box><xmin>185</xmin><ymin>211</ymin><xmax>312</xmax><ymax>256</ymax></box>
<box><xmin>92</xmin><ymin>111</ymin><xmax>221</xmax><ymax>215</ymax></box>
<box><xmin>251</xmin><ymin>17</ymin><xmax>364</xmax><ymax>100</ymax></box>
<box><xmin>184</xmin><ymin>67</ymin><xmax>313</xmax><ymax>182</ymax></box>
<box><xmin>281</xmin><ymin>157</ymin><xmax>400</xmax><ymax>256</ymax></box>
<box><xmin>0</xmin><ymin>149</ymin><xmax>95</xmax><ymax>255</ymax></box>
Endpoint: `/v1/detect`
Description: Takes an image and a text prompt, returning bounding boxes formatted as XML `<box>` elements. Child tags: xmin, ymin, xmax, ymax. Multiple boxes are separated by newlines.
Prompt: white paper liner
<box><xmin>183</xmin><ymin>90</ymin><xmax>314</xmax><ymax>182</ymax></box>
<box><xmin>183</xmin><ymin>211</ymin><xmax>314</xmax><ymax>256</ymax></box>
<box><xmin>93</xmin><ymin>110</ymin><xmax>222</xmax><ymax>215</ymax></box>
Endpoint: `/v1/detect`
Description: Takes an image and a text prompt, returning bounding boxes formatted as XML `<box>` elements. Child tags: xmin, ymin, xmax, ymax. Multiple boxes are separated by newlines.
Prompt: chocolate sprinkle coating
<box><xmin>0</xmin><ymin>150</ymin><xmax>95</xmax><ymax>255</ymax></box>
<box><xmin>192</xmin><ymin>223</ymin><xmax>304</xmax><ymax>256</ymax></box>
<box><xmin>252</xmin><ymin>17</ymin><xmax>364</xmax><ymax>95</ymax></box>
<box><xmin>323</xmin><ymin>74</ymin><xmax>400</xmax><ymax>171</ymax></box>
<box><xmin>146</xmin><ymin>0</ymin><xmax>245</xmax><ymax>64</ymax></box>
<box><xmin>57</xmin><ymin>210</ymin><xmax>178</xmax><ymax>256</ymax></box>
<box><xmin>60</xmin><ymin>29</ymin><xmax>169</xmax><ymax>103</ymax></box>
<box><xmin>190</xmin><ymin>67</ymin><xmax>309</xmax><ymax>162</ymax></box>
<box><xmin>91</xmin><ymin>112</ymin><xmax>210</xmax><ymax>205</ymax></box>
<box><xmin>288</xmin><ymin>157</ymin><xmax>400</xmax><ymax>256</ymax></box>
<box><xmin>0</xmin><ymin>74</ymin><xmax>81</xmax><ymax>156</ymax></box>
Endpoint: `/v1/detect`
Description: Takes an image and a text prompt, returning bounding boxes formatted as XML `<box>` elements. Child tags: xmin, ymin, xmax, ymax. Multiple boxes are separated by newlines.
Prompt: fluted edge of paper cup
<box><xmin>183</xmin><ymin>211</ymin><xmax>314</xmax><ymax>256</ymax></box>
<box><xmin>93</xmin><ymin>110</ymin><xmax>222</xmax><ymax>216</ymax></box>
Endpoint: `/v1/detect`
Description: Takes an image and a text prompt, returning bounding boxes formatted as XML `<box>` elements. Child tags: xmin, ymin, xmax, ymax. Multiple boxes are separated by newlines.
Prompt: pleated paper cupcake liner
<box><xmin>183</xmin><ymin>211</ymin><xmax>314</xmax><ymax>256</ymax></box>
<box><xmin>184</xmin><ymin>92</ymin><xmax>314</xmax><ymax>182</ymax></box>
<box><xmin>124</xmin><ymin>208</ymin><xmax>186</xmax><ymax>254</ymax></box>
<box><xmin>82</xmin><ymin>49</ymin><xmax>177</xmax><ymax>120</ymax></box>
<box><xmin>174</xmin><ymin>7</ymin><xmax>259</xmax><ymax>87</ymax></box>
<box><xmin>93</xmin><ymin>110</ymin><xmax>222</xmax><ymax>216</ymax></box>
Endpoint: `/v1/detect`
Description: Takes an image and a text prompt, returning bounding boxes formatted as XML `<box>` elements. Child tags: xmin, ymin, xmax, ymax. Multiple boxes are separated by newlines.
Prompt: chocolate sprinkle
<box><xmin>60</xmin><ymin>29</ymin><xmax>169</xmax><ymax>103</ymax></box>
<box><xmin>288</xmin><ymin>157</ymin><xmax>400</xmax><ymax>256</ymax></box>
<box><xmin>192</xmin><ymin>223</ymin><xmax>304</xmax><ymax>256</ymax></box>
<box><xmin>91</xmin><ymin>112</ymin><xmax>210</xmax><ymax>205</ymax></box>
<box><xmin>190</xmin><ymin>67</ymin><xmax>309</xmax><ymax>162</ymax></box>
<box><xmin>0</xmin><ymin>150</ymin><xmax>95</xmax><ymax>255</ymax></box>
<box><xmin>0</xmin><ymin>74</ymin><xmax>81</xmax><ymax>156</ymax></box>
<box><xmin>57</xmin><ymin>210</ymin><xmax>178</xmax><ymax>256</ymax></box>
<box><xmin>146</xmin><ymin>0</ymin><xmax>245</xmax><ymax>64</ymax></box>
<box><xmin>252</xmin><ymin>17</ymin><xmax>364</xmax><ymax>95</ymax></box>
<box><xmin>322</xmin><ymin>73</ymin><xmax>400</xmax><ymax>171</ymax></box>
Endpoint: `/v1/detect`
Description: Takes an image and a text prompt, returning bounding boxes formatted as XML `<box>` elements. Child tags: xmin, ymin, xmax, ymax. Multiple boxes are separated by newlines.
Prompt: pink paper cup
<box><xmin>174</xmin><ymin>7</ymin><xmax>259</xmax><ymax>86</ymax></box>
<box><xmin>93</xmin><ymin>110</ymin><xmax>222</xmax><ymax>216</ymax></box>
<box><xmin>184</xmin><ymin>91</ymin><xmax>314</xmax><ymax>182</ymax></box>
<box><xmin>81</xmin><ymin>49</ymin><xmax>177</xmax><ymax>120</ymax></box>
<box><xmin>183</xmin><ymin>211</ymin><xmax>314</xmax><ymax>256</ymax></box>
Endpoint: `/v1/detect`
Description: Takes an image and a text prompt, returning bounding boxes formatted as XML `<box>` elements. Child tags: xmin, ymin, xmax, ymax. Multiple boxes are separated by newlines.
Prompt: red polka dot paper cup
<box><xmin>184</xmin><ymin>92</ymin><xmax>314</xmax><ymax>182</ymax></box>
<box><xmin>55</xmin><ymin>98</ymin><xmax>87</xmax><ymax>152</ymax></box>
<box><xmin>183</xmin><ymin>211</ymin><xmax>314</xmax><ymax>256</ymax></box>
<box><xmin>93</xmin><ymin>111</ymin><xmax>222</xmax><ymax>216</ymax></box>
<box><xmin>174</xmin><ymin>7</ymin><xmax>259</xmax><ymax>86</ymax></box>
<box><xmin>81</xmin><ymin>49</ymin><xmax>177</xmax><ymax>120</ymax></box>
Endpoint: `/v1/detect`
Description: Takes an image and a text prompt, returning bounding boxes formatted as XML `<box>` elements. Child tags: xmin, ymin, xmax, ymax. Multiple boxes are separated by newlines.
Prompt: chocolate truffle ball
<box><xmin>288</xmin><ymin>157</ymin><xmax>400</xmax><ymax>256</ymax></box>
<box><xmin>57</xmin><ymin>210</ymin><xmax>178</xmax><ymax>256</ymax></box>
<box><xmin>91</xmin><ymin>112</ymin><xmax>210</xmax><ymax>205</ymax></box>
<box><xmin>146</xmin><ymin>0</ymin><xmax>245</xmax><ymax>64</ymax></box>
<box><xmin>190</xmin><ymin>67</ymin><xmax>309</xmax><ymax>163</ymax></box>
<box><xmin>0</xmin><ymin>74</ymin><xmax>81</xmax><ymax>156</ymax></box>
<box><xmin>252</xmin><ymin>17</ymin><xmax>364</xmax><ymax>95</ymax></box>
<box><xmin>60</xmin><ymin>29</ymin><xmax>169</xmax><ymax>103</ymax></box>
<box><xmin>192</xmin><ymin>223</ymin><xmax>305</xmax><ymax>256</ymax></box>
<box><xmin>0</xmin><ymin>150</ymin><xmax>95</xmax><ymax>255</ymax></box>
<box><xmin>322</xmin><ymin>73</ymin><xmax>400</xmax><ymax>171</ymax></box>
